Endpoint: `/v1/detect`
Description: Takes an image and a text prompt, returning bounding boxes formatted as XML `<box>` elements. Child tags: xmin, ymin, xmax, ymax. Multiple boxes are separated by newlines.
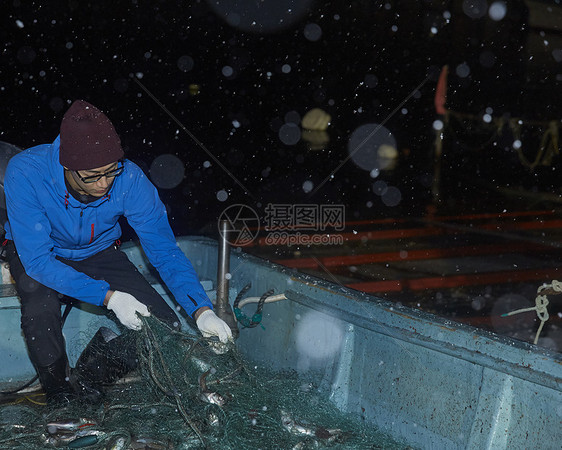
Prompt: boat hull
<box><xmin>1</xmin><ymin>236</ymin><xmax>561</xmax><ymax>449</ymax></box>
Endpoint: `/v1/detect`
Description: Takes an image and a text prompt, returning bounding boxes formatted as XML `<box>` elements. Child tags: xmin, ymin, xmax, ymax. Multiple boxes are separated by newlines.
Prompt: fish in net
<box><xmin>0</xmin><ymin>315</ymin><xmax>410</xmax><ymax>449</ymax></box>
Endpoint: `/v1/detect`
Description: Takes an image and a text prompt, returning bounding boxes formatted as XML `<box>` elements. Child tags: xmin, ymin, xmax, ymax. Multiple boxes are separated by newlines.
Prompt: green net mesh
<box><xmin>0</xmin><ymin>316</ymin><xmax>410</xmax><ymax>449</ymax></box>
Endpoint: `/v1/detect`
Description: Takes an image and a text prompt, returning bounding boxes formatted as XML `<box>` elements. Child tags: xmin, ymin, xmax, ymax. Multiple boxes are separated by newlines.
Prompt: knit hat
<box><xmin>59</xmin><ymin>100</ymin><xmax>124</xmax><ymax>170</ymax></box>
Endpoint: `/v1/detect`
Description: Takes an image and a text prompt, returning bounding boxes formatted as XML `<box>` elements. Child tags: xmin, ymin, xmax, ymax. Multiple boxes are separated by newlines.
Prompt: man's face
<box><xmin>66</xmin><ymin>161</ymin><xmax>121</xmax><ymax>197</ymax></box>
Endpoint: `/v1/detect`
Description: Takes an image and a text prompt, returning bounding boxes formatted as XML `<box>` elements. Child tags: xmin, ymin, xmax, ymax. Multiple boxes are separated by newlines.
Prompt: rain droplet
<box><xmin>222</xmin><ymin>66</ymin><xmax>234</xmax><ymax>77</ymax></box>
<box><xmin>16</xmin><ymin>46</ymin><xmax>36</xmax><ymax>64</ymax></box>
<box><xmin>49</xmin><ymin>97</ymin><xmax>64</xmax><ymax>112</ymax></box>
<box><xmin>456</xmin><ymin>62</ymin><xmax>470</xmax><ymax>78</ymax></box>
<box><xmin>284</xmin><ymin>110</ymin><xmax>301</xmax><ymax>124</ymax></box>
<box><xmin>149</xmin><ymin>154</ymin><xmax>185</xmax><ymax>189</ymax></box>
<box><xmin>462</xmin><ymin>0</ymin><xmax>487</xmax><ymax>19</ymax></box>
<box><xmin>302</xmin><ymin>180</ymin><xmax>314</xmax><ymax>193</ymax></box>
<box><xmin>278</xmin><ymin>123</ymin><xmax>301</xmax><ymax>145</ymax></box>
<box><xmin>489</xmin><ymin>2</ymin><xmax>507</xmax><ymax>21</ymax></box>
<box><xmin>381</xmin><ymin>186</ymin><xmax>401</xmax><ymax>207</ymax></box>
<box><xmin>373</xmin><ymin>180</ymin><xmax>388</xmax><ymax>196</ymax></box>
<box><xmin>177</xmin><ymin>55</ymin><xmax>194</xmax><ymax>72</ymax></box>
<box><xmin>348</xmin><ymin>123</ymin><xmax>397</xmax><ymax>171</ymax></box>
<box><xmin>217</xmin><ymin>190</ymin><xmax>228</xmax><ymax>202</ymax></box>
<box><xmin>303</xmin><ymin>23</ymin><xmax>322</xmax><ymax>42</ymax></box>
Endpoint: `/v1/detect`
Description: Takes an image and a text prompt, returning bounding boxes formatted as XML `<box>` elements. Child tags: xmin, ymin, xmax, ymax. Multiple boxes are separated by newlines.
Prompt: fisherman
<box><xmin>3</xmin><ymin>99</ymin><xmax>233</xmax><ymax>406</ymax></box>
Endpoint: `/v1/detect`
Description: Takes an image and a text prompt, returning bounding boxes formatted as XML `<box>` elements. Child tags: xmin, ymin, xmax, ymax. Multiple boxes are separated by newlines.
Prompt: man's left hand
<box><xmin>195</xmin><ymin>309</ymin><xmax>233</xmax><ymax>343</ymax></box>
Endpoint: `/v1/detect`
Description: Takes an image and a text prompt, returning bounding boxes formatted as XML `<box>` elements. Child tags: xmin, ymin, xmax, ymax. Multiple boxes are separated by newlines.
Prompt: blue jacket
<box><xmin>4</xmin><ymin>136</ymin><xmax>213</xmax><ymax>316</ymax></box>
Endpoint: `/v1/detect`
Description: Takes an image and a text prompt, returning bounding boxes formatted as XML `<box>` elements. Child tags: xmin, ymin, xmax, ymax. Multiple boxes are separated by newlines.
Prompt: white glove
<box><xmin>107</xmin><ymin>290</ymin><xmax>151</xmax><ymax>331</ymax></box>
<box><xmin>196</xmin><ymin>309</ymin><xmax>233</xmax><ymax>343</ymax></box>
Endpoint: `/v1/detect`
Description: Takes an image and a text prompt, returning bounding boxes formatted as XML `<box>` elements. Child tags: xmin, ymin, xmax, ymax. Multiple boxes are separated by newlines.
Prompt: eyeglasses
<box><xmin>75</xmin><ymin>162</ymin><xmax>124</xmax><ymax>183</ymax></box>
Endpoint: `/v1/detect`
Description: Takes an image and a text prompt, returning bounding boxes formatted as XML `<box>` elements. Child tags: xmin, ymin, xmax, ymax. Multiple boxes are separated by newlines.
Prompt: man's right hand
<box><xmin>106</xmin><ymin>290</ymin><xmax>150</xmax><ymax>331</ymax></box>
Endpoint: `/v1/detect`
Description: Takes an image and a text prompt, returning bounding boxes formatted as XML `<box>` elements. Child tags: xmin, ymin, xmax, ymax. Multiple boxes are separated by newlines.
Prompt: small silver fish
<box><xmin>280</xmin><ymin>410</ymin><xmax>342</xmax><ymax>442</ymax></box>
<box><xmin>46</xmin><ymin>417</ymin><xmax>97</xmax><ymax>434</ymax></box>
<box><xmin>198</xmin><ymin>369</ymin><xmax>226</xmax><ymax>406</ymax></box>
<box><xmin>41</xmin><ymin>429</ymin><xmax>104</xmax><ymax>447</ymax></box>
<box><xmin>129</xmin><ymin>437</ymin><xmax>171</xmax><ymax>449</ymax></box>
<box><xmin>207</xmin><ymin>411</ymin><xmax>220</xmax><ymax>427</ymax></box>
<box><xmin>106</xmin><ymin>435</ymin><xmax>128</xmax><ymax>450</ymax></box>
<box><xmin>280</xmin><ymin>410</ymin><xmax>316</xmax><ymax>437</ymax></box>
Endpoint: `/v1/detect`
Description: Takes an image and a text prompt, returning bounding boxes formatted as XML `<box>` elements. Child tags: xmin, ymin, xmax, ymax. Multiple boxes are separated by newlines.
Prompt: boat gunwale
<box><xmin>175</xmin><ymin>237</ymin><xmax>562</xmax><ymax>393</ymax></box>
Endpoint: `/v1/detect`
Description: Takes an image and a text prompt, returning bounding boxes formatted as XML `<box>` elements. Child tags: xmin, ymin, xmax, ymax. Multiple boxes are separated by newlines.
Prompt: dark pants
<box><xmin>5</xmin><ymin>241</ymin><xmax>180</xmax><ymax>367</ymax></box>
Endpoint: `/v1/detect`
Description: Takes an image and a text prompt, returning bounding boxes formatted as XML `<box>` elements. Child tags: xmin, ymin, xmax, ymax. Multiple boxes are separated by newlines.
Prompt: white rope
<box><xmin>502</xmin><ymin>280</ymin><xmax>562</xmax><ymax>344</ymax></box>
<box><xmin>237</xmin><ymin>294</ymin><xmax>287</xmax><ymax>309</ymax></box>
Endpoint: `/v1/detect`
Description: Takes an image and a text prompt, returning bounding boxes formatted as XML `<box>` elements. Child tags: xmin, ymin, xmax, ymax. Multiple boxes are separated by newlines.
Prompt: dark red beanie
<box><xmin>59</xmin><ymin>100</ymin><xmax>124</xmax><ymax>170</ymax></box>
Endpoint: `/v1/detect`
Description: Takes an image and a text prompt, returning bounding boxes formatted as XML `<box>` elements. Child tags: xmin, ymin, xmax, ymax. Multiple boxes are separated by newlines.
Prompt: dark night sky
<box><xmin>1</xmin><ymin>0</ymin><xmax>561</xmax><ymax>235</ymax></box>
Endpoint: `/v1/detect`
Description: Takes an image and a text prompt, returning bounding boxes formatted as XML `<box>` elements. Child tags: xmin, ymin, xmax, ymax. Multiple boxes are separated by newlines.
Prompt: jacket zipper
<box><xmin>89</xmin><ymin>223</ymin><xmax>95</xmax><ymax>244</ymax></box>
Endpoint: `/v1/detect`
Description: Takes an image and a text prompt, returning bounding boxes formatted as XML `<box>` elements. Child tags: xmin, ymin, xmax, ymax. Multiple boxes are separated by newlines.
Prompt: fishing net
<box><xmin>0</xmin><ymin>316</ymin><xmax>409</xmax><ymax>449</ymax></box>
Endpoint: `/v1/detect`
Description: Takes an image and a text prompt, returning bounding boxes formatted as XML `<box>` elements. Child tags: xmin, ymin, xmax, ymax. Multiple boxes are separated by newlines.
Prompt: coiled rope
<box><xmin>502</xmin><ymin>280</ymin><xmax>562</xmax><ymax>344</ymax></box>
